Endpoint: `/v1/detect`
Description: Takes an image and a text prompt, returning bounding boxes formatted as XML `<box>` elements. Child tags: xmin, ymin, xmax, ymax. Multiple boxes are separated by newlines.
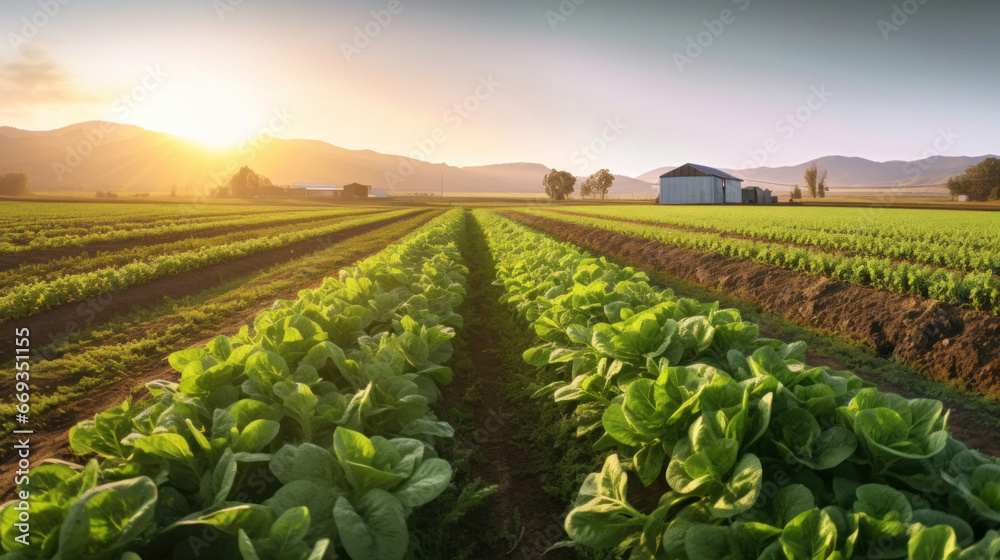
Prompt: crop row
<box><xmin>0</xmin><ymin>212</ymin><xmax>439</xmax><ymax>436</ymax></box>
<box><xmin>557</xmin><ymin>206</ymin><xmax>1000</xmax><ymax>276</ymax></box>
<box><xmin>521</xmin><ymin>209</ymin><xmax>1000</xmax><ymax>315</ymax></box>
<box><xmin>2</xmin><ymin>211</ymin><xmax>396</xmax><ymax>289</ymax></box>
<box><xmin>0</xmin><ymin>209</ymin><xmax>470</xmax><ymax>560</ymax></box>
<box><xmin>476</xmin><ymin>209</ymin><xmax>1000</xmax><ymax>560</ymax></box>
<box><xmin>0</xmin><ymin>210</ymin><xmax>418</xmax><ymax>321</ymax></box>
<box><xmin>0</xmin><ymin>202</ymin><xmax>256</xmax><ymax>232</ymax></box>
<box><xmin>567</xmin><ymin>206</ymin><xmax>1000</xmax><ymax>254</ymax></box>
<box><xmin>2</xmin><ymin>210</ymin><xmax>251</xmax><ymax>240</ymax></box>
<box><xmin>0</xmin><ymin>208</ymin><xmax>384</xmax><ymax>254</ymax></box>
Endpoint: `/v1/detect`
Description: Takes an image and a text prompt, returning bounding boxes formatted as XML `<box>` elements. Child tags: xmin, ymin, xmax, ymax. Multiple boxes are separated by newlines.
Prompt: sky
<box><xmin>1</xmin><ymin>0</ymin><xmax>999</xmax><ymax>177</ymax></box>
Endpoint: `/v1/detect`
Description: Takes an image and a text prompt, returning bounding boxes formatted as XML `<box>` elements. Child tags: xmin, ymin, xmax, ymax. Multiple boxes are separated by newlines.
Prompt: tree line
<box><xmin>0</xmin><ymin>173</ymin><xmax>30</xmax><ymax>196</ymax></box>
<box><xmin>947</xmin><ymin>157</ymin><xmax>1000</xmax><ymax>201</ymax></box>
<box><xmin>543</xmin><ymin>168</ymin><xmax>616</xmax><ymax>200</ymax></box>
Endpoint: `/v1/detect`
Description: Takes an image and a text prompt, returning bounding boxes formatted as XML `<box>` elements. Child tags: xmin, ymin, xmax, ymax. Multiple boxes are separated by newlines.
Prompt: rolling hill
<box><xmin>2</xmin><ymin>122</ymin><xmax>990</xmax><ymax>197</ymax></box>
<box><xmin>0</xmin><ymin>122</ymin><xmax>654</xmax><ymax>197</ymax></box>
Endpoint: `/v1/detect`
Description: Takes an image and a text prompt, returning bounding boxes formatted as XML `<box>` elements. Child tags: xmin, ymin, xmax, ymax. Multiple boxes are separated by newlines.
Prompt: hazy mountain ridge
<box><xmin>1</xmin><ymin>123</ymin><xmax>991</xmax><ymax>196</ymax></box>
<box><xmin>0</xmin><ymin>123</ymin><xmax>655</xmax><ymax>196</ymax></box>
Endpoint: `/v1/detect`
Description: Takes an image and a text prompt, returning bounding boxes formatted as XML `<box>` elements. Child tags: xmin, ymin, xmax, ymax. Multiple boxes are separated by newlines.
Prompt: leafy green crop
<box><xmin>0</xmin><ymin>209</ymin><xmax>418</xmax><ymax>321</ymax></box>
<box><xmin>0</xmin><ymin>210</ymin><xmax>469</xmax><ymax>560</ymax></box>
<box><xmin>476</xmin><ymin>209</ymin><xmax>1000</xmax><ymax>560</ymax></box>
<box><xmin>519</xmin><ymin>208</ymin><xmax>1000</xmax><ymax>314</ymax></box>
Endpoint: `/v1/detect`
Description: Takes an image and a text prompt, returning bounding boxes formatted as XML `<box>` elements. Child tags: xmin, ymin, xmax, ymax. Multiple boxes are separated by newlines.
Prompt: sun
<box><xmin>134</xmin><ymin>74</ymin><xmax>270</xmax><ymax>148</ymax></box>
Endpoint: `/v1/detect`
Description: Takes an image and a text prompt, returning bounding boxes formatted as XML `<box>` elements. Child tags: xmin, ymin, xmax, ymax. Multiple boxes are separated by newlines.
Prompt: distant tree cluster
<box><xmin>543</xmin><ymin>169</ymin><xmax>576</xmax><ymax>201</ymax></box>
<box><xmin>581</xmin><ymin>169</ymin><xmax>615</xmax><ymax>200</ymax></box>
<box><xmin>96</xmin><ymin>191</ymin><xmax>119</xmax><ymax>198</ymax></box>
<box><xmin>803</xmin><ymin>163</ymin><xmax>829</xmax><ymax>198</ymax></box>
<box><xmin>219</xmin><ymin>166</ymin><xmax>275</xmax><ymax>198</ymax></box>
<box><xmin>948</xmin><ymin>157</ymin><xmax>1000</xmax><ymax>201</ymax></box>
<box><xmin>0</xmin><ymin>173</ymin><xmax>30</xmax><ymax>196</ymax></box>
<box><xmin>791</xmin><ymin>185</ymin><xmax>804</xmax><ymax>200</ymax></box>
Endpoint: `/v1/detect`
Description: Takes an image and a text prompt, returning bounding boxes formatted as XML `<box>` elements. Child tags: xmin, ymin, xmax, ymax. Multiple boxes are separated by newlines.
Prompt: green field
<box><xmin>1</xmin><ymin>202</ymin><xmax>999</xmax><ymax>560</ymax></box>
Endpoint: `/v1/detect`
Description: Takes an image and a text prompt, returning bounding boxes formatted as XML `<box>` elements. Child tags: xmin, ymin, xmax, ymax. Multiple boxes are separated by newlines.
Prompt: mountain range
<box><xmin>0</xmin><ymin>122</ymin><xmax>992</xmax><ymax>196</ymax></box>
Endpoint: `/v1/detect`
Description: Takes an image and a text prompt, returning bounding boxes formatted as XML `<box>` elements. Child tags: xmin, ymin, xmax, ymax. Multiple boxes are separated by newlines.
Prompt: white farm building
<box><xmin>659</xmin><ymin>163</ymin><xmax>744</xmax><ymax>205</ymax></box>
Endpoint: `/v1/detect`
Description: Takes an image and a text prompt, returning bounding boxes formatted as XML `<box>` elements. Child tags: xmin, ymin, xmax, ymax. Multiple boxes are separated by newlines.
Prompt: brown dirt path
<box><xmin>439</xmin><ymin>213</ymin><xmax>576</xmax><ymax>560</ymax></box>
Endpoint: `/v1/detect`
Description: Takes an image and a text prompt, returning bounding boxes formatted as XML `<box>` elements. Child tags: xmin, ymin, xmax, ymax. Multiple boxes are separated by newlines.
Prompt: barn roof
<box><xmin>660</xmin><ymin>163</ymin><xmax>744</xmax><ymax>182</ymax></box>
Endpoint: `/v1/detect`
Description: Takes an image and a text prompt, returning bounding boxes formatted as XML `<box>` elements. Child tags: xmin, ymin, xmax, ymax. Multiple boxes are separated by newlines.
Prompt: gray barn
<box><xmin>659</xmin><ymin>164</ymin><xmax>743</xmax><ymax>205</ymax></box>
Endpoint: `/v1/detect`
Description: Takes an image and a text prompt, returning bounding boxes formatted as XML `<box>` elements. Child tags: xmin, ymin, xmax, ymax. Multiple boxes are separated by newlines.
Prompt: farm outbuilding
<box><xmin>342</xmin><ymin>183</ymin><xmax>372</xmax><ymax>198</ymax></box>
<box><xmin>659</xmin><ymin>164</ymin><xmax>743</xmax><ymax>205</ymax></box>
<box><xmin>742</xmin><ymin>186</ymin><xmax>764</xmax><ymax>204</ymax></box>
<box><xmin>742</xmin><ymin>186</ymin><xmax>776</xmax><ymax>205</ymax></box>
<box><xmin>293</xmin><ymin>183</ymin><xmax>342</xmax><ymax>197</ymax></box>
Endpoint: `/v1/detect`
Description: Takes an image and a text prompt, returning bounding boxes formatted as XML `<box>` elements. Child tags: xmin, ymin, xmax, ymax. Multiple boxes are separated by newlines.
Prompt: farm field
<box><xmin>1</xmin><ymin>203</ymin><xmax>1000</xmax><ymax>560</ymax></box>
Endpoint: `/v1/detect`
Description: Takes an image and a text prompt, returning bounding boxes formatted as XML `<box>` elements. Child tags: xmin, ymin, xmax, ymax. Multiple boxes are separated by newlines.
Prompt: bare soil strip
<box><xmin>439</xmin><ymin>214</ymin><xmax>577</xmax><ymax>559</ymax></box>
<box><xmin>0</xmin><ymin>209</ymin><xmax>389</xmax><ymax>271</ymax></box>
<box><xmin>502</xmin><ymin>211</ymin><xmax>1000</xmax><ymax>455</ymax></box>
<box><xmin>0</xmin><ymin>211</ymin><xmax>437</xmax><ymax>500</ymax></box>
<box><xmin>0</xmin><ymin>212</ymin><xmax>428</xmax><ymax>357</ymax></box>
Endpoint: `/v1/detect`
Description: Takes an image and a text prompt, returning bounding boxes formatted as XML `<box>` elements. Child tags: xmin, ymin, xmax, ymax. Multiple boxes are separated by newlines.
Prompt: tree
<box><xmin>543</xmin><ymin>169</ymin><xmax>576</xmax><ymax>201</ymax></box>
<box><xmin>581</xmin><ymin>169</ymin><xmax>615</xmax><ymax>200</ymax></box>
<box><xmin>947</xmin><ymin>157</ymin><xmax>1000</xmax><ymax>201</ymax></box>
<box><xmin>791</xmin><ymin>185</ymin><xmax>803</xmax><ymax>200</ymax></box>
<box><xmin>804</xmin><ymin>163</ymin><xmax>828</xmax><ymax>198</ymax></box>
<box><xmin>221</xmin><ymin>166</ymin><xmax>275</xmax><ymax>198</ymax></box>
<box><xmin>0</xmin><ymin>173</ymin><xmax>30</xmax><ymax>196</ymax></box>
<box><xmin>170</xmin><ymin>184</ymin><xmax>177</xmax><ymax>197</ymax></box>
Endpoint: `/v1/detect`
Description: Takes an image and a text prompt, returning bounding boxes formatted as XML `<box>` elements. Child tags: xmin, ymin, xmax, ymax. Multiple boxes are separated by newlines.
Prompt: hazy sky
<box><xmin>2</xmin><ymin>0</ymin><xmax>998</xmax><ymax>176</ymax></box>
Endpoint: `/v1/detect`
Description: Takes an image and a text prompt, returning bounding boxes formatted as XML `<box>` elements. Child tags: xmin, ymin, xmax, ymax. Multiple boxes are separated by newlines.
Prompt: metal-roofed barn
<box><xmin>659</xmin><ymin>163</ymin><xmax>743</xmax><ymax>205</ymax></box>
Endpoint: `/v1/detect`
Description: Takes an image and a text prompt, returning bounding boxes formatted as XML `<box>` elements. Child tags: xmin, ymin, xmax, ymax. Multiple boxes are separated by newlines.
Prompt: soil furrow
<box><xmin>0</xmin><ymin>211</ymin><xmax>438</xmax><ymax>500</ymax></box>
<box><xmin>0</xmin><ymin>211</ymin><xmax>430</xmax><ymax>357</ymax></box>
<box><xmin>501</xmin><ymin>211</ymin><xmax>1000</xmax><ymax>449</ymax></box>
<box><xmin>0</xmin><ymin>209</ymin><xmax>388</xmax><ymax>271</ymax></box>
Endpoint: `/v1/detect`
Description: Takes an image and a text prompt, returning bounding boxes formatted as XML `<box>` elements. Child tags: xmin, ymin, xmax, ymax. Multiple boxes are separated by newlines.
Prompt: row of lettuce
<box><xmin>554</xmin><ymin>206</ymin><xmax>1000</xmax><ymax>274</ymax></box>
<box><xmin>0</xmin><ymin>208</ymin><xmax>382</xmax><ymax>254</ymax></box>
<box><xmin>519</xmin><ymin>209</ymin><xmax>1000</xmax><ymax>315</ymax></box>
<box><xmin>0</xmin><ymin>209</ymin><xmax>469</xmax><ymax>560</ymax></box>
<box><xmin>477</xmin><ymin>210</ymin><xmax>1000</xmax><ymax>560</ymax></box>
<box><xmin>0</xmin><ymin>210</ymin><xmax>413</xmax><ymax>321</ymax></box>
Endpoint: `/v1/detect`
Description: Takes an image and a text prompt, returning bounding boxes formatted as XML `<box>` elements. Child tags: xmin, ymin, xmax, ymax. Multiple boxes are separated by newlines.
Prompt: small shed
<box><xmin>659</xmin><ymin>164</ymin><xmax>743</xmax><ymax>205</ymax></box>
<box><xmin>742</xmin><ymin>186</ymin><xmax>764</xmax><ymax>204</ymax></box>
<box><xmin>342</xmin><ymin>183</ymin><xmax>371</xmax><ymax>198</ymax></box>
